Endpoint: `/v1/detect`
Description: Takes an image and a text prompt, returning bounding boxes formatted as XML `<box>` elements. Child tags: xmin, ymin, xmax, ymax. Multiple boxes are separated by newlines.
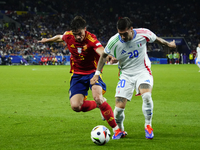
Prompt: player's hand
<box><xmin>106</xmin><ymin>55</ymin><xmax>112</xmax><ymax>62</ymax></box>
<box><xmin>168</xmin><ymin>40</ymin><xmax>176</xmax><ymax>48</ymax></box>
<box><xmin>38</xmin><ymin>38</ymin><xmax>48</xmax><ymax>43</ymax></box>
<box><xmin>107</xmin><ymin>55</ymin><xmax>118</xmax><ymax>64</ymax></box>
<box><xmin>90</xmin><ymin>75</ymin><xmax>99</xmax><ymax>85</ymax></box>
<box><xmin>110</xmin><ymin>57</ymin><xmax>118</xmax><ymax>64</ymax></box>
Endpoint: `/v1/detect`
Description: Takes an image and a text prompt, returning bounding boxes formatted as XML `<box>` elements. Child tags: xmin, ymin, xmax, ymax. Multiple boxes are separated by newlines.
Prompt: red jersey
<box><xmin>62</xmin><ymin>31</ymin><xmax>103</xmax><ymax>75</ymax></box>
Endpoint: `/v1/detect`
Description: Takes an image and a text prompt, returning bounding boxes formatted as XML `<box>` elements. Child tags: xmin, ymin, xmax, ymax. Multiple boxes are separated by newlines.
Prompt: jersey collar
<box><xmin>118</xmin><ymin>29</ymin><xmax>137</xmax><ymax>43</ymax></box>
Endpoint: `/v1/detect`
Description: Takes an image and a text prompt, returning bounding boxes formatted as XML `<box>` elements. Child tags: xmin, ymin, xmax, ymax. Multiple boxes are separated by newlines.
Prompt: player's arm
<box><xmin>154</xmin><ymin>37</ymin><xmax>176</xmax><ymax>48</ymax></box>
<box><xmin>96</xmin><ymin>46</ymin><xmax>116</xmax><ymax>63</ymax></box>
<box><xmin>38</xmin><ymin>35</ymin><xmax>63</xmax><ymax>43</ymax></box>
<box><xmin>90</xmin><ymin>51</ymin><xmax>108</xmax><ymax>85</ymax></box>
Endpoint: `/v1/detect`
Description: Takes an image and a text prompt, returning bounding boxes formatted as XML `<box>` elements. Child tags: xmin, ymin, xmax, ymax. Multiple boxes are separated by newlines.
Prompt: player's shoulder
<box><xmin>134</xmin><ymin>28</ymin><xmax>153</xmax><ymax>35</ymax></box>
<box><xmin>109</xmin><ymin>33</ymin><xmax>119</xmax><ymax>41</ymax></box>
<box><xmin>106</xmin><ymin>33</ymin><xmax>120</xmax><ymax>48</ymax></box>
<box><xmin>63</xmin><ymin>31</ymin><xmax>73</xmax><ymax>36</ymax></box>
<box><xmin>85</xmin><ymin>31</ymin><xmax>98</xmax><ymax>43</ymax></box>
<box><xmin>86</xmin><ymin>31</ymin><xmax>96</xmax><ymax>38</ymax></box>
<box><xmin>62</xmin><ymin>31</ymin><xmax>73</xmax><ymax>40</ymax></box>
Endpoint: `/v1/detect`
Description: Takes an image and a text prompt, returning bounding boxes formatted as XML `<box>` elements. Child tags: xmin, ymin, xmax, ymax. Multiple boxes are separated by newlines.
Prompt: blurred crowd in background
<box><xmin>0</xmin><ymin>0</ymin><xmax>199</xmax><ymax>65</ymax></box>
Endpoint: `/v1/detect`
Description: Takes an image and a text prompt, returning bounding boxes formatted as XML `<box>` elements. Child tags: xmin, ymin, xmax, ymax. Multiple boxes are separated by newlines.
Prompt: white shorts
<box><xmin>115</xmin><ymin>73</ymin><xmax>153</xmax><ymax>101</ymax></box>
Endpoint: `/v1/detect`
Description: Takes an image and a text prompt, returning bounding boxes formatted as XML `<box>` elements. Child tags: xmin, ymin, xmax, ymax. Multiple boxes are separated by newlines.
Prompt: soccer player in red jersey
<box><xmin>38</xmin><ymin>16</ymin><xmax>125</xmax><ymax>139</ymax></box>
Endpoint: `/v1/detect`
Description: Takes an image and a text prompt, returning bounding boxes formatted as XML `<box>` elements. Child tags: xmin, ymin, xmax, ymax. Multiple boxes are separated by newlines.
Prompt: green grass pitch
<box><xmin>0</xmin><ymin>64</ymin><xmax>200</xmax><ymax>150</ymax></box>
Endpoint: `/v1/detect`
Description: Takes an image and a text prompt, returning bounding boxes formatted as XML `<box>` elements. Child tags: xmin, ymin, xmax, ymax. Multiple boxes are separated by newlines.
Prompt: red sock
<box><xmin>99</xmin><ymin>101</ymin><xmax>117</xmax><ymax>128</ymax></box>
<box><xmin>80</xmin><ymin>100</ymin><xmax>97</xmax><ymax>112</ymax></box>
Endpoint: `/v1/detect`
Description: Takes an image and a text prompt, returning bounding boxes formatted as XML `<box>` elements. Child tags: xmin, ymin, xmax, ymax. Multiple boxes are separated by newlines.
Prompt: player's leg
<box><xmin>139</xmin><ymin>84</ymin><xmax>154</xmax><ymax>139</ymax></box>
<box><xmin>139</xmin><ymin>85</ymin><xmax>153</xmax><ymax>126</ymax></box>
<box><xmin>91</xmin><ymin>81</ymin><xmax>125</xmax><ymax>140</ymax></box>
<box><xmin>69</xmin><ymin>74</ymin><xmax>97</xmax><ymax>112</ymax></box>
<box><xmin>114</xmin><ymin>97</ymin><xmax>127</xmax><ymax>132</ymax></box>
<box><xmin>113</xmin><ymin>74</ymin><xmax>135</xmax><ymax>138</ymax></box>
<box><xmin>70</xmin><ymin>94</ymin><xmax>97</xmax><ymax>112</ymax></box>
<box><xmin>70</xmin><ymin>94</ymin><xmax>84</xmax><ymax>112</ymax></box>
<box><xmin>92</xmin><ymin>85</ymin><xmax>117</xmax><ymax>128</ymax></box>
<box><xmin>136</xmin><ymin>73</ymin><xmax>154</xmax><ymax>139</ymax></box>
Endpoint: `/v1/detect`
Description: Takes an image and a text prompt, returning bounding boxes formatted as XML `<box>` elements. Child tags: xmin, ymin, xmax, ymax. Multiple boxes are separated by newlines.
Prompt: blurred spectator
<box><xmin>52</xmin><ymin>56</ymin><xmax>57</xmax><ymax>65</ymax></box>
<box><xmin>20</xmin><ymin>55</ymin><xmax>29</xmax><ymax>65</ymax></box>
<box><xmin>189</xmin><ymin>52</ymin><xmax>194</xmax><ymax>64</ymax></box>
<box><xmin>0</xmin><ymin>0</ymin><xmax>199</xmax><ymax>60</ymax></box>
<box><xmin>174</xmin><ymin>51</ymin><xmax>180</xmax><ymax>64</ymax></box>
<box><xmin>40</xmin><ymin>55</ymin><xmax>48</xmax><ymax>65</ymax></box>
<box><xmin>8</xmin><ymin>56</ymin><xmax>12</xmax><ymax>65</ymax></box>
<box><xmin>168</xmin><ymin>52</ymin><xmax>173</xmax><ymax>64</ymax></box>
<box><xmin>48</xmin><ymin>55</ymin><xmax>53</xmax><ymax>65</ymax></box>
<box><xmin>183</xmin><ymin>53</ymin><xmax>187</xmax><ymax>64</ymax></box>
<box><xmin>1</xmin><ymin>54</ymin><xmax>8</xmax><ymax>65</ymax></box>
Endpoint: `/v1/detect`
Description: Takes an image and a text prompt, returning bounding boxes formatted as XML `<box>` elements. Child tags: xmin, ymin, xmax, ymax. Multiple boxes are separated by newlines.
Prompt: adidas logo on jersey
<box><xmin>121</xmin><ymin>50</ymin><xmax>126</xmax><ymax>55</ymax></box>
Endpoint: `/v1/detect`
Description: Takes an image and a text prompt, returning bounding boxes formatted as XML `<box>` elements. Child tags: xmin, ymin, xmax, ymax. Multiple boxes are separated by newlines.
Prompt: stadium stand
<box><xmin>0</xmin><ymin>0</ymin><xmax>199</xmax><ymax>64</ymax></box>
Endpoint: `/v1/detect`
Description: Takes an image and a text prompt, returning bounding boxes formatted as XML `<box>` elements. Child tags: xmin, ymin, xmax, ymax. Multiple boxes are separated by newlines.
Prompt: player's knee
<box><xmin>70</xmin><ymin>103</ymin><xmax>82</xmax><ymax>112</ymax></box>
<box><xmin>93</xmin><ymin>96</ymin><xmax>102</xmax><ymax>105</ymax></box>
<box><xmin>71</xmin><ymin>105</ymin><xmax>81</xmax><ymax>112</ymax></box>
<box><xmin>141</xmin><ymin>92</ymin><xmax>152</xmax><ymax>104</ymax></box>
<box><xmin>94</xmin><ymin>95</ymin><xmax>106</xmax><ymax>105</ymax></box>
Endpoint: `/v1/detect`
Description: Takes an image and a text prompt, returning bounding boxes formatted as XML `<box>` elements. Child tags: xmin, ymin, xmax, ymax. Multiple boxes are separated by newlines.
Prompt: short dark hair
<box><xmin>70</xmin><ymin>16</ymin><xmax>87</xmax><ymax>32</ymax></box>
<box><xmin>117</xmin><ymin>17</ymin><xmax>132</xmax><ymax>31</ymax></box>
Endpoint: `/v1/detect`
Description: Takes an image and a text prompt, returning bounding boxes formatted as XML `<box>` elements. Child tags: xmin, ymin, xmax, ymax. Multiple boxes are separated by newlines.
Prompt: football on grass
<box><xmin>91</xmin><ymin>125</ymin><xmax>111</xmax><ymax>145</ymax></box>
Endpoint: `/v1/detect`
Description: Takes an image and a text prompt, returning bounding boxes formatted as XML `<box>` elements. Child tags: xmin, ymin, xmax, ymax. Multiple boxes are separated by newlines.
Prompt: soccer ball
<box><xmin>91</xmin><ymin>125</ymin><xmax>111</xmax><ymax>145</ymax></box>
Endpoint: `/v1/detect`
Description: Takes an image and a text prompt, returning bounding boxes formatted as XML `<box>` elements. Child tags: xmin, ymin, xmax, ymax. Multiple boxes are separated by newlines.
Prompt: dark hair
<box><xmin>70</xmin><ymin>16</ymin><xmax>87</xmax><ymax>32</ymax></box>
<box><xmin>117</xmin><ymin>17</ymin><xmax>132</xmax><ymax>31</ymax></box>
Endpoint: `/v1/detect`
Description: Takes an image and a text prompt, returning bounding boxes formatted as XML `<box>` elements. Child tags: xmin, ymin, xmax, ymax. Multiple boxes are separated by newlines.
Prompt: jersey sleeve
<box><xmin>104</xmin><ymin>35</ymin><xmax>116</xmax><ymax>54</ymax></box>
<box><xmin>136</xmin><ymin>28</ymin><xmax>157</xmax><ymax>43</ymax></box>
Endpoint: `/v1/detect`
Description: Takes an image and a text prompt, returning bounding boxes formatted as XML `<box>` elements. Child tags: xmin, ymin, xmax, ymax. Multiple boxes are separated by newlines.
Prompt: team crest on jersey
<box><xmin>83</xmin><ymin>44</ymin><xmax>87</xmax><ymax>51</ymax></box>
<box><xmin>77</xmin><ymin>48</ymin><xmax>82</xmax><ymax>53</ymax></box>
<box><xmin>136</xmin><ymin>42</ymin><xmax>142</xmax><ymax>47</ymax></box>
<box><xmin>70</xmin><ymin>44</ymin><xmax>75</xmax><ymax>48</ymax></box>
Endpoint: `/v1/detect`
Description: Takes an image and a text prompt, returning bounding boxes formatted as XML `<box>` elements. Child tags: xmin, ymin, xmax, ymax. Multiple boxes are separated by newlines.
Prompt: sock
<box><xmin>80</xmin><ymin>100</ymin><xmax>97</xmax><ymax>112</ymax></box>
<box><xmin>99</xmin><ymin>101</ymin><xmax>118</xmax><ymax>129</ymax></box>
<box><xmin>114</xmin><ymin>106</ymin><xmax>125</xmax><ymax>131</ymax></box>
<box><xmin>142</xmin><ymin>92</ymin><xmax>153</xmax><ymax>127</ymax></box>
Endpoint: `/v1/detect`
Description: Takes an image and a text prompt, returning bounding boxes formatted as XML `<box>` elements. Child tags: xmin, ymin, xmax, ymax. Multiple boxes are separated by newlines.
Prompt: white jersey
<box><xmin>104</xmin><ymin>28</ymin><xmax>157</xmax><ymax>75</ymax></box>
<box><xmin>196</xmin><ymin>47</ymin><xmax>200</xmax><ymax>60</ymax></box>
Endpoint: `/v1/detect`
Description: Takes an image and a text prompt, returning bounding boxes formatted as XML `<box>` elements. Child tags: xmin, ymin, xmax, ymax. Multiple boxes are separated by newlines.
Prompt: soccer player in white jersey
<box><xmin>194</xmin><ymin>42</ymin><xmax>200</xmax><ymax>72</ymax></box>
<box><xmin>90</xmin><ymin>17</ymin><xmax>176</xmax><ymax>140</ymax></box>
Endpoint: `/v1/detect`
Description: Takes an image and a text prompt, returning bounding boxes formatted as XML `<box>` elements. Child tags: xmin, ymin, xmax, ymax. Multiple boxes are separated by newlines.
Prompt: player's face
<box><xmin>72</xmin><ymin>28</ymin><xmax>86</xmax><ymax>42</ymax></box>
<box><xmin>118</xmin><ymin>27</ymin><xmax>133</xmax><ymax>42</ymax></box>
